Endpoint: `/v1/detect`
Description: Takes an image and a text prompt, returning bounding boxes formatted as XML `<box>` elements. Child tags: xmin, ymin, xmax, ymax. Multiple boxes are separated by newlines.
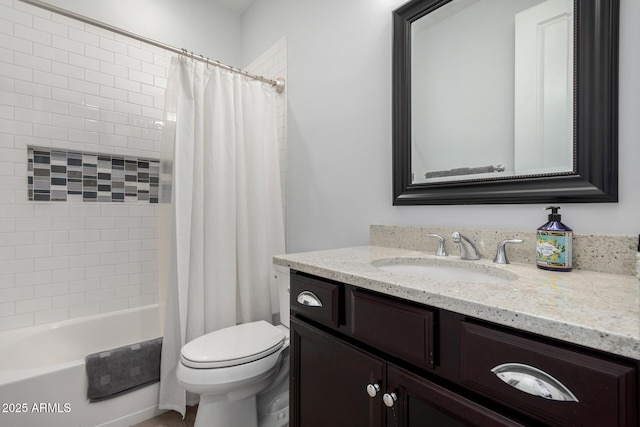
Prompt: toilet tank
<box><xmin>273</xmin><ymin>264</ymin><xmax>290</xmax><ymax>328</ymax></box>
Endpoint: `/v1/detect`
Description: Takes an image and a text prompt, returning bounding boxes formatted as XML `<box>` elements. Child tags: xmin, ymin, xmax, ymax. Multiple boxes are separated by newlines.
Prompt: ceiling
<box><xmin>211</xmin><ymin>0</ymin><xmax>255</xmax><ymax>14</ymax></box>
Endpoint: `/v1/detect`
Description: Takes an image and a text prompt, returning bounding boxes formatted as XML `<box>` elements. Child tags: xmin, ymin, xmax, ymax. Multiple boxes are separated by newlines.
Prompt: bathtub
<box><xmin>0</xmin><ymin>305</ymin><xmax>164</xmax><ymax>427</ymax></box>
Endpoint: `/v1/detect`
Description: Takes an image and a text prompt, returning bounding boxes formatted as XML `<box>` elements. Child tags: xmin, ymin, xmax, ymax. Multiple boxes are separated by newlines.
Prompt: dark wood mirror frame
<box><xmin>392</xmin><ymin>0</ymin><xmax>619</xmax><ymax>205</ymax></box>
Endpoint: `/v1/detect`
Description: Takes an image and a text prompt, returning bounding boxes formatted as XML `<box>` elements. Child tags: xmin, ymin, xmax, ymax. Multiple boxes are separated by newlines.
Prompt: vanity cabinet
<box><xmin>289</xmin><ymin>271</ymin><xmax>638</xmax><ymax>427</ymax></box>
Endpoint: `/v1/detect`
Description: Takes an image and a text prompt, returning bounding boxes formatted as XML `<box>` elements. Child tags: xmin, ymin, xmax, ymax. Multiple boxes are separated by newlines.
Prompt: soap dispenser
<box><xmin>536</xmin><ymin>206</ymin><xmax>573</xmax><ymax>272</ymax></box>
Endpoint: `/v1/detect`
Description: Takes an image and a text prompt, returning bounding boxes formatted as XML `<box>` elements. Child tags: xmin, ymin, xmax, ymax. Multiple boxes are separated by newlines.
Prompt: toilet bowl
<box><xmin>177</xmin><ymin>266</ymin><xmax>291</xmax><ymax>427</ymax></box>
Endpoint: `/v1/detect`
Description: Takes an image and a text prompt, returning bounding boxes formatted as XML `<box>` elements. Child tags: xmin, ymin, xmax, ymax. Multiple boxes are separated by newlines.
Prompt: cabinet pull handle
<box><xmin>382</xmin><ymin>392</ymin><xmax>397</xmax><ymax>407</ymax></box>
<box><xmin>491</xmin><ymin>363</ymin><xmax>579</xmax><ymax>402</ymax></box>
<box><xmin>366</xmin><ymin>383</ymin><xmax>380</xmax><ymax>398</ymax></box>
<box><xmin>296</xmin><ymin>291</ymin><xmax>322</xmax><ymax>307</ymax></box>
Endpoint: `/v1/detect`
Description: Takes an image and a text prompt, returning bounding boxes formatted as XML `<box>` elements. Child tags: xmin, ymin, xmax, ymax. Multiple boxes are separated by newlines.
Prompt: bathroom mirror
<box><xmin>392</xmin><ymin>0</ymin><xmax>619</xmax><ymax>205</ymax></box>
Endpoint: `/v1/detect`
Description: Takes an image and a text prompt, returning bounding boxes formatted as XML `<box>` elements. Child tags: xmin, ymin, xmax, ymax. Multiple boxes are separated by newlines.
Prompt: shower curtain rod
<box><xmin>17</xmin><ymin>0</ymin><xmax>285</xmax><ymax>93</ymax></box>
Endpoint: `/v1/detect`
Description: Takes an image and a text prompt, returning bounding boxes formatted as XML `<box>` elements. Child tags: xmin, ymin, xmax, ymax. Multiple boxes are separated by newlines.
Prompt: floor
<box><xmin>131</xmin><ymin>406</ymin><xmax>197</xmax><ymax>427</ymax></box>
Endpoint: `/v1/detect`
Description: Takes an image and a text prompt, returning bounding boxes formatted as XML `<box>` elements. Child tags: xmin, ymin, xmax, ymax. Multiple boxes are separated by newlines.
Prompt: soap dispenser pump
<box><xmin>536</xmin><ymin>206</ymin><xmax>573</xmax><ymax>272</ymax></box>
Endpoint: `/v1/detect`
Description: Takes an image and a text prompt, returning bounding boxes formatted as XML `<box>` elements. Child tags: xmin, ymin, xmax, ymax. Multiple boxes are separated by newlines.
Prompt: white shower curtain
<box><xmin>158</xmin><ymin>57</ymin><xmax>285</xmax><ymax>416</ymax></box>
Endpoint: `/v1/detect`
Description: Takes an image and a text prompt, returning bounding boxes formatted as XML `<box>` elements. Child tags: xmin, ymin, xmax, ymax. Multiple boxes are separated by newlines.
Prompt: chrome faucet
<box><xmin>451</xmin><ymin>232</ymin><xmax>480</xmax><ymax>260</ymax></box>
<box><xmin>493</xmin><ymin>239</ymin><xmax>524</xmax><ymax>264</ymax></box>
<box><xmin>425</xmin><ymin>234</ymin><xmax>447</xmax><ymax>257</ymax></box>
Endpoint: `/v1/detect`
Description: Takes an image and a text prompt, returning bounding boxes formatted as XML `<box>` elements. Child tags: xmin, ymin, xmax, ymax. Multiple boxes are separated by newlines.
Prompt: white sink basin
<box><xmin>373</xmin><ymin>259</ymin><xmax>518</xmax><ymax>283</ymax></box>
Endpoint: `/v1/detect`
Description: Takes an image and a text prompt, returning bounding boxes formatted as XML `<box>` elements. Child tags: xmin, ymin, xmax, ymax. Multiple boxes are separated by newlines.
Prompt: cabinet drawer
<box><xmin>349</xmin><ymin>289</ymin><xmax>435</xmax><ymax>369</ymax></box>
<box><xmin>460</xmin><ymin>322</ymin><xmax>637</xmax><ymax>427</ymax></box>
<box><xmin>290</xmin><ymin>273</ymin><xmax>340</xmax><ymax>328</ymax></box>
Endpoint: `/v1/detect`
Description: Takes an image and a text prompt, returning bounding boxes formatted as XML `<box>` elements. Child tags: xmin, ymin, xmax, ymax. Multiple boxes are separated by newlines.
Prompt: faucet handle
<box><xmin>425</xmin><ymin>233</ymin><xmax>447</xmax><ymax>257</ymax></box>
<box><xmin>493</xmin><ymin>239</ymin><xmax>524</xmax><ymax>264</ymax></box>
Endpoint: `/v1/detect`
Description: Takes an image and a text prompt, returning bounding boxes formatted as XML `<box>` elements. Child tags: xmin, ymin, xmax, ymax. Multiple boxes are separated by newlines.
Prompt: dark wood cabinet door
<box><xmin>386</xmin><ymin>364</ymin><xmax>525</xmax><ymax>427</ymax></box>
<box><xmin>291</xmin><ymin>318</ymin><xmax>385</xmax><ymax>427</ymax></box>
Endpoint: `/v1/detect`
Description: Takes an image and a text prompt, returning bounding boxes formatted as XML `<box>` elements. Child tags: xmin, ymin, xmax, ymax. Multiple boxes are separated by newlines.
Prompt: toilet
<box><xmin>176</xmin><ymin>266</ymin><xmax>290</xmax><ymax>427</ymax></box>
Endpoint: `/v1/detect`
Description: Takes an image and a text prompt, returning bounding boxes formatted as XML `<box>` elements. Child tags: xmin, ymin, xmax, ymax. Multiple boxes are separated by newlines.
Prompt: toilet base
<box><xmin>195</xmin><ymin>394</ymin><xmax>258</xmax><ymax>427</ymax></box>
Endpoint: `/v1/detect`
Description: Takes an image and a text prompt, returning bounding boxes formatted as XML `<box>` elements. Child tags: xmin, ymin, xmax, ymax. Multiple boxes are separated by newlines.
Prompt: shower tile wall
<box><xmin>0</xmin><ymin>1</ymin><xmax>171</xmax><ymax>331</ymax></box>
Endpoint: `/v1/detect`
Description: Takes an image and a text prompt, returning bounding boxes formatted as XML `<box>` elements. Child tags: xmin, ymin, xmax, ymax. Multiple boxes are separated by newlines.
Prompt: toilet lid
<box><xmin>180</xmin><ymin>320</ymin><xmax>285</xmax><ymax>369</ymax></box>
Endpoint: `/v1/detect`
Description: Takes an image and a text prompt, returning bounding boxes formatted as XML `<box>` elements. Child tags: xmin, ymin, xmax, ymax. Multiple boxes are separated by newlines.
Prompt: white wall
<box><xmin>242</xmin><ymin>0</ymin><xmax>640</xmax><ymax>253</ymax></box>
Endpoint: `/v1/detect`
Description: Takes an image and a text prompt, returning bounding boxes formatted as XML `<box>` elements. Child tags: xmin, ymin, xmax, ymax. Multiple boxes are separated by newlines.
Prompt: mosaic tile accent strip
<box><xmin>27</xmin><ymin>147</ymin><xmax>160</xmax><ymax>203</ymax></box>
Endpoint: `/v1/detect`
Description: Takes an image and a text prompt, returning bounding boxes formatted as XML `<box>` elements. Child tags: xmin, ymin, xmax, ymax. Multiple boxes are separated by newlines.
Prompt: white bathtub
<box><xmin>0</xmin><ymin>305</ymin><xmax>164</xmax><ymax>427</ymax></box>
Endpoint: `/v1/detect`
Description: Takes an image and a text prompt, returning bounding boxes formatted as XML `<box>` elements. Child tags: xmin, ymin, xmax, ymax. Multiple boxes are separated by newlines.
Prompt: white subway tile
<box><xmin>84</xmin><ymin>24</ymin><xmax>113</xmax><ymax>39</ymax></box>
<box><xmin>0</xmin><ymin>5</ymin><xmax>32</xmax><ymax>27</ymax></box>
<box><xmin>51</xmin><ymin>61</ymin><xmax>84</xmax><ymax>79</ymax></box>
<box><xmin>12</xmin><ymin>1</ymin><xmax>50</xmax><ymax>19</ymax></box>
<box><xmin>1</xmin><ymin>89</ymin><xmax>33</xmax><ymax>107</ymax></box>
<box><xmin>100</xmin><ymin>61</ymin><xmax>127</xmax><ymax>78</ymax></box>
<box><xmin>0</xmin><ymin>272</ymin><xmax>15</xmax><ymax>288</ymax></box>
<box><xmin>34</xmin><ymin>203</ymin><xmax>69</xmax><ymax>218</ymax></box>
<box><xmin>14</xmin><ymin>51</ymin><xmax>51</xmax><ymax>72</ymax></box>
<box><xmin>15</xmin><ymin>217</ymin><xmax>51</xmax><ymax>232</ymax></box>
<box><xmin>85</xmin><ymin>240</ymin><xmax>114</xmax><ymax>254</ymax></box>
<box><xmin>33</xmin><ymin>70</ymin><xmax>67</xmax><ymax>89</ymax></box>
<box><xmin>51</xmin><ymin>267</ymin><xmax>84</xmax><ymax>282</ymax></box>
<box><xmin>0</xmin><ymin>45</ymin><xmax>13</xmax><ymax>63</ymax></box>
<box><xmin>100</xmin><ymin>297</ymin><xmax>128</xmax><ymax>313</ymax></box>
<box><xmin>0</xmin><ymin>285</ymin><xmax>33</xmax><ymax>302</ymax></box>
<box><xmin>15</xmin><ymin>244</ymin><xmax>51</xmax><ymax>259</ymax></box>
<box><xmin>34</xmin><ymin>255</ymin><xmax>69</xmax><ymax>271</ymax></box>
<box><xmin>0</xmin><ymin>32</ymin><xmax>32</xmax><ymax>54</ymax></box>
<box><xmin>50</xmin><ymin>113</ymin><xmax>83</xmax><ymax>130</ymax></box>
<box><xmin>114</xmin><ymin>53</ymin><xmax>140</xmax><ymax>71</ymax></box>
<box><xmin>0</xmin><ymin>18</ymin><xmax>12</xmax><ymax>36</ymax></box>
<box><xmin>68</xmin><ymin>103</ymin><xmax>99</xmax><ymax>120</ymax></box>
<box><xmin>138</xmin><ymin>281</ymin><xmax>157</xmax><ymax>294</ymax></box>
<box><xmin>115</xmin><ymin>262</ymin><xmax>140</xmax><ymax>275</ymax></box>
<box><xmin>99</xmin><ymin>109</ymin><xmax>128</xmax><ymax>125</ymax></box>
<box><xmin>68</xmin><ymin>52</ymin><xmax>99</xmax><ymax>71</ymax></box>
<box><xmin>33</xmin><ymin>16</ymin><xmax>67</xmax><ymax>38</ymax></box>
<box><xmin>0</xmin><ymin>76</ymin><xmax>14</xmax><ymax>92</ymax></box>
<box><xmin>129</xmin><ymin>250</ymin><xmax>154</xmax><ymax>263</ymax></box>
<box><xmin>85</xmin><ymin>217</ymin><xmax>115</xmax><ymax>229</ymax></box>
<box><xmin>115</xmin><ymin>217</ymin><xmax>141</xmax><ymax>229</ymax></box>
<box><xmin>85</xmin><ymin>45</ymin><xmax>114</xmax><ymax>63</ymax></box>
<box><xmin>115</xmin><ymin>285</ymin><xmax>139</xmax><ymax>299</ymax></box>
<box><xmin>14</xmin><ymin>23</ymin><xmax>51</xmax><ymax>45</ymax></box>
<box><xmin>101</xmin><ymin>251</ymin><xmax>128</xmax><ymax>265</ymax></box>
<box><xmin>69</xmin><ymin>253</ymin><xmax>100</xmax><ymax>268</ymax></box>
<box><xmin>128</xmin><ymin>294</ymin><xmax>155</xmax><ymax>308</ymax></box>
<box><xmin>115</xmin><ymin>240</ymin><xmax>141</xmax><ymax>252</ymax></box>
<box><xmin>15</xmin><ymin>80</ymin><xmax>52</xmax><ymax>98</ymax></box>
<box><xmin>34</xmin><ymin>307</ymin><xmax>68</xmax><ymax>324</ymax></box>
<box><xmin>154</xmin><ymin>76</ymin><xmax>167</xmax><ymax>89</ymax></box>
<box><xmin>0</xmin><ymin>301</ymin><xmax>15</xmax><ymax>317</ymax></box>
<box><xmin>128</xmin><ymin>68</ymin><xmax>153</xmax><ymax>85</ymax></box>
<box><xmin>52</xmin><ymin>292</ymin><xmax>84</xmax><ymax>308</ymax></box>
<box><xmin>100</xmin><ymin>36</ymin><xmax>127</xmax><ymax>55</ymax></box>
<box><xmin>69</xmin><ymin>128</ymin><xmax>99</xmax><ymax>144</ymax></box>
<box><xmin>51</xmin><ymin>87</ymin><xmax>83</xmax><ymax>104</ymax></box>
<box><xmin>84</xmin><ymin>119</ymin><xmax>114</xmax><ymax>134</ymax></box>
<box><xmin>68</xmin><ymin>229</ymin><xmax>100</xmax><ymax>242</ymax></box>
<box><xmin>15</xmin><ymin>271</ymin><xmax>51</xmax><ymax>287</ymax></box>
<box><xmin>68</xmin><ymin>27</ymin><xmax>98</xmax><ymax>46</ymax></box>
<box><xmin>115</xmin><ymin>123</ymin><xmax>141</xmax><ymax>138</ymax></box>
<box><xmin>35</xmin><ymin>282</ymin><xmax>69</xmax><ymax>298</ymax></box>
<box><xmin>68</xmin><ymin>204</ymin><xmax>100</xmax><ymax>217</ymax></box>
<box><xmin>99</xmin><ymin>228</ymin><xmax>128</xmax><ymax>241</ymax></box>
<box><xmin>68</xmin><ymin>77</ymin><xmax>99</xmax><ymax>95</ymax></box>
<box><xmin>34</xmin><ymin>97</ymin><xmax>68</xmax><ymax>114</ymax></box>
<box><xmin>141</xmin><ymin>106</ymin><xmax>163</xmax><ymax>120</ymax></box>
<box><xmin>85</xmin><ymin>69</ymin><xmax>114</xmax><ymax>87</ymax></box>
<box><xmin>69</xmin><ymin>302</ymin><xmax>99</xmax><ymax>319</ymax></box>
<box><xmin>128</xmin><ymin>91</ymin><xmax>153</xmax><ymax>107</ymax></box>
<box><xmin>0</xmin><ymin>313</ymin><xmax>33</xmax><ymax>330</ymax></box>
<box><xmin>0</xmin><ymin>147</ymin><xmax>25</xmax><ymax>162</ymax></box>
<box><xmin>99</xmin><ymin>84</ymin><xmax>127</xmax><ymax>102</ymax></box>
<box><xmin>114</xmin><ymin>75</ymin><xmax>140</xmax><ymax>93</ymax></box>
<box><xmin>85</xmin><ymin>264</ymin><xmax>114</xmax><ymax>279</ymax></box>
<box><xmin>34</xmin><ymin>230</ymin><xmax>69</xmax><ymax>244</ymax></box>
<box><xmin>0</xmin><ymin>246</ymin><xmax>14</xmax><ymax>260</ymax></box>
<box><xmin>0</xmin><ymin>161</ymin><xmax>13</xmax><ymax>175</ymax></box>
<box><xmin>85</xmin><ymin>94</ymin><xmax>114</xmax><ymax>110</ymax></box>
<box><xmin>15</xmin><ymin>296</ymin><xmax>50</xmax><ymax>314</ymax></box>
<box><xmin>51</xmin><ymin>14</ymin><xmax>83</xmax><ymax>30</ymax></box>
<box><xmin>100</xmin><ymin>204</ymin><xmax>129</xmax><ymax>217</ymax></box>
<box><xmin>51</xmin><ymin>34</ymin><xmax>84</xmax><ymax>54</ymax></box>
<box><xmin>33</xmin><ymin>124</ymin><xmax>66</xmax><ymax>140</ymax></box>
<box><xmin>0</xmin><ymin>219</ymin><xmax>15</xmax><ymax>232</ymax></box>
<box><xmin>68</xmin><ymin>277</ymin><xmax>99</xmax><ymax>293</ymax></box>
<box><xmin>33</xmin><ymin>42</ymin><xmax>67</xmax><ymax>63</ymax></box>
<box><xmin>15</xmin><ymin>107</ymin><xmax>51</xmax><ymax>124</ymax></box>
<box><xmin>52</xmin><ymin>242</ymin><xmax>85</xmax><ymax>256</ymax></box>
<box><xmin>85</xmin><ymin>289</ymin><xmax>115</xmax><ymax>303</ymax></box>
<box><xmin>114</xmin><ymin>100</ymin><xmax>141</xmax><ymax>116</ymax></box>
<box><xmin>0</xmin><ymin>204</ymin><xmax>33</xmax><ymax>219</ymax></box>
<box><xmin>0</xmin><ymin>61</ymin><xmax>33</xmax><ymax>81</ymax></box>
<box><xmin>99</xmin><ymin>133</ymin><xmax>127</xmax><ymax>147</ymax></box>
<box><xmin>52</xmin><ymin>217</ymin><xmax>85</xmax><ymax>230</ymax></box>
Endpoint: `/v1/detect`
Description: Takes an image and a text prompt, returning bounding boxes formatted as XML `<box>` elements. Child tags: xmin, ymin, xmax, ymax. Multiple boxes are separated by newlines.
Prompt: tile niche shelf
<box><xmin>27</xmin><ymin>147</ymin><xmax>160</xmax><ymax>204</ymax></box>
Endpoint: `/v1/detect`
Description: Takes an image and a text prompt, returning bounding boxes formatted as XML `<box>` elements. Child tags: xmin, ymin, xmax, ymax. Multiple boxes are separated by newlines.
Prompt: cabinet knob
<box><xmin>382</xmin><ymin>392</ymin><xmax>397</xmax><ymax>407</ymax></box>
<box><xmin>366</xmin><ymin>383</ymin><xmax>380</xmax><ymax>398</ymax></box>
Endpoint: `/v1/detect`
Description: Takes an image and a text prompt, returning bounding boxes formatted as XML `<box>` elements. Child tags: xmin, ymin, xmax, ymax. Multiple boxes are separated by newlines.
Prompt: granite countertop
<box><xmin>274</xmin><ymin>245</ymin><xmax>640</xmax><ymax>360</ymax></box>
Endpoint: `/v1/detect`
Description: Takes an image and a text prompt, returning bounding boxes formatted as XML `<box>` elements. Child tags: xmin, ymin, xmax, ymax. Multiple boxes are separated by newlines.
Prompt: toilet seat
<box><xmin>181</xmin><ymin>321</ymin><xmax>285</xmax><ymax>369</ymax></box>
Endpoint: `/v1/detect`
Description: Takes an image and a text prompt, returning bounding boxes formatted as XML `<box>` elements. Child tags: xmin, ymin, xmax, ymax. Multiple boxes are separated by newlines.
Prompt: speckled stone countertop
<box><xmin>274</xmin><ymin>245</ymin><xmax>640</xmax><ymax>360</ymax></box>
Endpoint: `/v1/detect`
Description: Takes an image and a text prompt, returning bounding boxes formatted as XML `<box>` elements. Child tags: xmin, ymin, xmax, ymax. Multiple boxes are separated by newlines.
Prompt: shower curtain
<box><xmin>158</xmin><ymin>57</ymin><xmax>285</xmax><ymax>416</ymax></box>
